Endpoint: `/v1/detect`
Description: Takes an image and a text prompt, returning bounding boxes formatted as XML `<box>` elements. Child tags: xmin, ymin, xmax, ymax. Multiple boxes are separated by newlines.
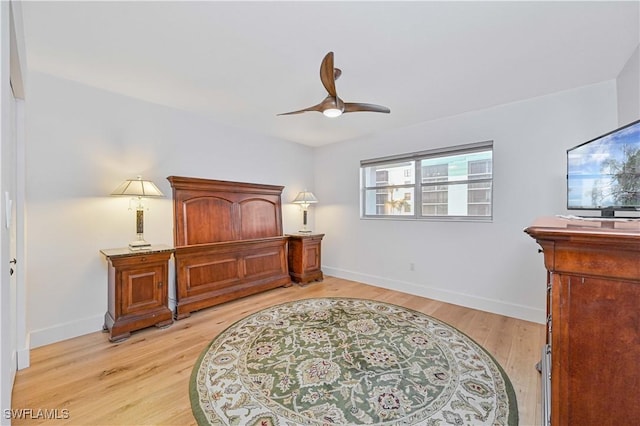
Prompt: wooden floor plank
<box><xmin>12</xmin><ymin>277</ymin><xmax>543</xmax><ymax>425</ymax></box>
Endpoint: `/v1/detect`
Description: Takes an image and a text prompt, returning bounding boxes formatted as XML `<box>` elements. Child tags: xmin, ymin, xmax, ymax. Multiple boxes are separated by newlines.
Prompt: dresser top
<box><xmin>100</xmin><ymin>244</ymin><xmax>174</xmax><ymax>258</ymax></box>
<box><xmin>286</xmin><ymin>233</ymin><xmax>325</xmax><ymax>238</ymax></box>
<box><xmin>525</xmin><ymin>216</ymin><xmax>640</xmax><ymax>240</ymax></box>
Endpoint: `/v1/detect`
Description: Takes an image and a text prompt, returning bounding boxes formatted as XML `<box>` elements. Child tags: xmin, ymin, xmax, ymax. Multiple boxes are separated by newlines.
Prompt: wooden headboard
<box><xmin>167</xmin><ymin>176</ymin><xmax>291</xmax><ymax>318</ymax></box>
<box><xmin>168</xmin><ymin>176</ymin><xmax>284</xmax><ymax>246</ymax></box>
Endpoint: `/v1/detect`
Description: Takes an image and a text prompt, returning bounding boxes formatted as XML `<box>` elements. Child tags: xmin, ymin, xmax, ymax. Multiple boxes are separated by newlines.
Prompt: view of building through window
<box><xmin>361</xmin><ymin>143</ymin><xmax>493</xmax><ymax>220</ymax></box>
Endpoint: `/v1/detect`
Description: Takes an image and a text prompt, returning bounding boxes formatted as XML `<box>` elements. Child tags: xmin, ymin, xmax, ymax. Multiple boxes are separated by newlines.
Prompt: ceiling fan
<box><xmin>278</xmin><ymin>51</ymin><xmax>390</xmax><ymax>118</ymax></box>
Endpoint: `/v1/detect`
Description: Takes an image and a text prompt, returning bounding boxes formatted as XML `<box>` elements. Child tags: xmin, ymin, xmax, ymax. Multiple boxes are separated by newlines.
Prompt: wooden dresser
<box><xmin>525</xmin><ymin>217</ymin><xmax>640</xmax><ymax>426</ymax></box>
<box><xmin>100</xmin><ymin>245</ymin><xmax>174</xmax><ymax>342</ymax></box>
<box><xmin>287</xmin><ymin>233</ymin><xmax>324</xmax><ymax>284</ymax></box>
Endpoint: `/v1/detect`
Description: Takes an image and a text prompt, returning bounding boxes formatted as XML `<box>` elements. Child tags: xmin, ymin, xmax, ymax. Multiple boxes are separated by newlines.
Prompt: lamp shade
<box><xmin>111</xmin><ymin>175</ymin><xmax>164</xmax><ymax>198</ymax></box>
<box><xmin>292</xmin><ymin>191</ymin><xmax>318</xmax><ymax>205</ymax></box>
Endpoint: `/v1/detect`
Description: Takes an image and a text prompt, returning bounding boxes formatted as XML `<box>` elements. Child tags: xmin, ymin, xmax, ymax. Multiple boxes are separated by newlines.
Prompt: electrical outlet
<box><xmin>409</xmin><ymin>262</ymin><xmax>415</xmax><ymax>271</ymax></box>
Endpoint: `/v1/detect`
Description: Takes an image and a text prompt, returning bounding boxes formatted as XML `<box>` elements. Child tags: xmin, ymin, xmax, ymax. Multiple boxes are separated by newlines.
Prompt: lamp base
<box><xmin>129</xmin><ymin>239</ymin><xmax>151</xmax><ymax>250</ymax></box>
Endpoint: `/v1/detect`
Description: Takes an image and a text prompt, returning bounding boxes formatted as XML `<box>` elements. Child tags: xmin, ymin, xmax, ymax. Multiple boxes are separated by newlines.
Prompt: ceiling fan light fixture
<box><xmin>323</xmin><ymin>108</ymin><xmax>343</xmax><ymax>118</ymax></box>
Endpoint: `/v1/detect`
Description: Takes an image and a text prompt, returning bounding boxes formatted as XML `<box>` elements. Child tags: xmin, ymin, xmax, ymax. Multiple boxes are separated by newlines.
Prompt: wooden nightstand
<box><xmin>100</xmin><ymin>245</ymin><xmax>174</xmax><ymax>342</ymax></box>
<box><xmin>287</xmin><ymin>234</ymin><xmax>324</xmax><ymax>284</ymax></box>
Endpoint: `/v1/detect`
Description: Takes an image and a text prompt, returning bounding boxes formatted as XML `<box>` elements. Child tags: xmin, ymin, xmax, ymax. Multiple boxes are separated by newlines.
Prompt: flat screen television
<box><xmin>567</xmin><ymin>119</ymin><xmax>640</xmax><ymax>217</ymax></box>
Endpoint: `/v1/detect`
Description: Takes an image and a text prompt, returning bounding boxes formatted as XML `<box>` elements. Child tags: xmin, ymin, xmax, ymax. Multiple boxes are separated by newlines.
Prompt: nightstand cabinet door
<box><xmin>101</xmin><ymin>246</ymin><xmax>174</xmax><ymax>342</ymax></box>
<box><xmin>303</xmin><ymin>243</ymin><xmax>320</xmax><ymax>271</ymax></box>
<box><xmin>120</xmin><ymin>264</ymin><xmax>166</xmax><ymax>316</ymax></box>
<box><xmin>287</xmin><ymin>234</ymin><xmax>324</xmax><ymax>284</ymax></box>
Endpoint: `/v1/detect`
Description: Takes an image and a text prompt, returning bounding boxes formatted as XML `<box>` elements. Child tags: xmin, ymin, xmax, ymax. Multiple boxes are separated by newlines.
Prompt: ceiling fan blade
<box><xmin>278</xmin><ymin>96</ymin><xmax>344</xmax><ymax>116</ymax></box>
<box><xmin>320</xmin><ymin>51</ymin><xmax>337</xmax><ymax>97</ymax></box>
<box><xmin>277</xmin><ymin>103</ymin><xmax>324</xmax><ymax>116</ymax></box>
<box><xmin>344</xmin><ymin>102</ymin><xmax>391</xmax><ymax>114</ymax></box>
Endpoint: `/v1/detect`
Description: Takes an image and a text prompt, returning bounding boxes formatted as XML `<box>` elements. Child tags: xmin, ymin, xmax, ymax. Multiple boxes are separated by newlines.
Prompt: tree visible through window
<box><xmin>360</xmin><ymin>142</ymin><xmax>493</xmax><ymax>220</ymax></box>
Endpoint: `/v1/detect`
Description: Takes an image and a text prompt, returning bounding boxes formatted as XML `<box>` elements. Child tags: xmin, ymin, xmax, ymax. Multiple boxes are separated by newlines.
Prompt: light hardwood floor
<box><xmin>12</xmin><ymin>277</ymin><xmax>544</xmax><ymax>425</ymax></box>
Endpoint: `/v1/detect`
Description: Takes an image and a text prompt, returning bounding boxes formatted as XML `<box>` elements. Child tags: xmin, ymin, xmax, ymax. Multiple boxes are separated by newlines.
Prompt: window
<box><xmin>363</xmin><ymin>161</ymin><xmax>415</xmax><ymax>216</ymax></box>
<box><xmin>361</xmin><ymin>141</ymin><xmax>493</xmax><ymax>220</ymax></box>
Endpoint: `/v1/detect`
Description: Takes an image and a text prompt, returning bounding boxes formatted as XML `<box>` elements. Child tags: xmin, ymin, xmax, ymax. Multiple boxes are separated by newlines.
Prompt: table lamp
<box><xmin>111</xmin><ymin>175</ymin><xmax>164</xmax><ymax>249</ymax></box>
<box><xmin>292</xmin><ymin>190</ymin><xmax>318</xmax><ymax>233</ymax></box>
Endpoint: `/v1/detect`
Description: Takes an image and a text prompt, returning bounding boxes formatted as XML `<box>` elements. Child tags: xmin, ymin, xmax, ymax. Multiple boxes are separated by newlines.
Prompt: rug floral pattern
<box><xmin>190</xmin><ymin>298</ymin><xmax>517</xmax><ymax>425</ymax></box>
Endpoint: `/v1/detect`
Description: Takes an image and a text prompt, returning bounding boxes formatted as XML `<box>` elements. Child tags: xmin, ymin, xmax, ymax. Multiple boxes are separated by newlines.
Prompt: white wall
<box><xmin>313</xmin><ymin>81</ymin><xmax>618</xmax><ymax>323</ymax></box>
<box><xmin>25</xmin><ymin>71</ymin><xmax>315</xmax><ymax>347</ymax></box>
<box><xmin>23</xmin><ymin>71</ymin><xmax>625</xmax><ymax>346</ymax></box>
<box><xmin>617</xmin><ymin>44</ymin><xmax>640</xmax><ymax>126</ymax></box>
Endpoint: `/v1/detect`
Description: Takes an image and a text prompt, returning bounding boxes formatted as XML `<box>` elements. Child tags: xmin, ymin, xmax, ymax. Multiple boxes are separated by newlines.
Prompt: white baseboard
<box><xmin>29</xmin><ymin>314</ymin><xmax>105</xmax><ymax>349</ymax></box>
<box><xmin>323</xmin><ymin>266</ymin><xmax>545</xmax><ymax>324</ymax></box>
<box><xmin>17</xmin><ymin>334</ymin><xmax>30</xmax><ymax>370</ymax></box>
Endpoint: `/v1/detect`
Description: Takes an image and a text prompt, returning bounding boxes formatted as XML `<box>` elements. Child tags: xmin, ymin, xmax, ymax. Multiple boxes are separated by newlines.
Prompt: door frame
<box><xmin>1</xmin><ymin>1</ymin><xmax>27</xmax><ymax>423</ymax></box>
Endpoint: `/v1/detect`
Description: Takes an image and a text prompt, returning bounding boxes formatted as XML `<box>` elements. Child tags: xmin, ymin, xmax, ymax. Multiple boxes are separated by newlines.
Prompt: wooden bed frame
<box><xmin>167</xmin><ymin>176</ymin><xmax>291</xmax><ymax>319</ymax></box>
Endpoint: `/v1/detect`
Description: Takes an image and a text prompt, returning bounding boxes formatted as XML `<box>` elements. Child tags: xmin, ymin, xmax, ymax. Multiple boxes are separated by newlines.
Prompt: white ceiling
<box><xmin>20</xmin><ymin>1</ymin><xmax>640</xmax><ymax>147</ymax></box>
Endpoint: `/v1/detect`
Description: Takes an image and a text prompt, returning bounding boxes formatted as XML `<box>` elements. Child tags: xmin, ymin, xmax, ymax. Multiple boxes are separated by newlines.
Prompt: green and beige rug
<box><xmin>190</xmin><ymin>298</ymin><xmax>518</xmax><ymax>425</ymax></box>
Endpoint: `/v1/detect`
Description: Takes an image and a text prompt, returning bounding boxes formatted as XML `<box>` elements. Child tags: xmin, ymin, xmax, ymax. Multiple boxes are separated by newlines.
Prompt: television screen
<box><xmin>567</xmin><ymin>119</ymin><xmax>640</xmax><ymax>212</ymax></box>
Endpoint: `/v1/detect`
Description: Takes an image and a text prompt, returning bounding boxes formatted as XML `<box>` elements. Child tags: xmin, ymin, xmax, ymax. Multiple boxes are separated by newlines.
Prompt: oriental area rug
<box><xmin>190</xmin><ymin>298</ymin><xmax>518</xmax><ymax>426</ymax></box>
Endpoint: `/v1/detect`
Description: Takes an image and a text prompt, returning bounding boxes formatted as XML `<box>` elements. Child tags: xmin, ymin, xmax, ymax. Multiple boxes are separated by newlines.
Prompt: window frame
<box><xmin>360</xmin><ymin>141</ymin><xmax>494</xmax><ymax>222</ymax></box>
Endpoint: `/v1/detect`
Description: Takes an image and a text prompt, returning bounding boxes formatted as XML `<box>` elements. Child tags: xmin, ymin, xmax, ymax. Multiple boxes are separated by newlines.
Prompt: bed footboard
<box><xmin>174</xmin><ymin>237</ymin><xmax>291</xmax><ymax>319</ymax></box>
